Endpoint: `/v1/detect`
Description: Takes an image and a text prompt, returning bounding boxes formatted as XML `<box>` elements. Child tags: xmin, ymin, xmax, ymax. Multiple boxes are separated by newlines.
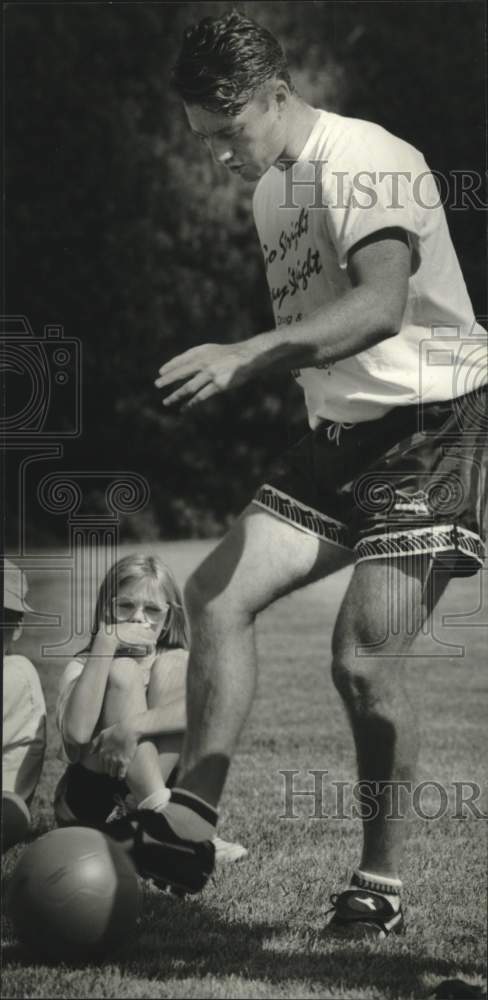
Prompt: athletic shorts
<box><xmin>253</xmin><ymin>387</ymin><xmax>487</xmax><ymax>577</ymax></box>
<box><xmin>54</xmin><ymin>763</ymin><xmax>178</xmax><ymax>828</ymax></box>
<box><xmin>54</xmin><ymin>764</ymin><xmax>131</xmax><ymax>827</ymax></box>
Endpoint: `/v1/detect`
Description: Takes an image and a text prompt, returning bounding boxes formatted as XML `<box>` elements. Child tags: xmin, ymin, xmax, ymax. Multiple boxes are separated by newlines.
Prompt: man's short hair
<box><xmin>172</xmin><ymin>10</ymin><xmax>293</xmax><ymax>115</ymax></box>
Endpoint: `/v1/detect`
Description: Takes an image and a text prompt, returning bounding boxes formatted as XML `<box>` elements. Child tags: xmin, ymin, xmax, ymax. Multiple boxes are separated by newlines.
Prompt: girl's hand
<box><xmin>89</xmin><ymin>722</ymin><xmax>139</xmax><ymax>779</ymax></box>
<box><xmin>91</xmin><ymin>622</ymin><xmax>120</xmax><ymax>650</ymax></box>
<box><xmin>114</xmin><ymin>622</ymin><xmax>156</xmax><ymax>650</ymax></box>
<box><xmin>97</xmin><ymin>622</ymin><xmax>155</xmax><ymax>657</ymax></box>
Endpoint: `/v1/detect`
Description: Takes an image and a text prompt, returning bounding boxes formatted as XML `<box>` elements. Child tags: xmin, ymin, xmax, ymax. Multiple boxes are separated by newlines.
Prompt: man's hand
<box><xmin>154</xmin><ymin>342</ymin><xmax>256</xmax><ymax>409</ymax></box>
<box><xmin>90</xmin><ymin>722</ymin><xmax>139</xmax><ymax>779</ymax></box>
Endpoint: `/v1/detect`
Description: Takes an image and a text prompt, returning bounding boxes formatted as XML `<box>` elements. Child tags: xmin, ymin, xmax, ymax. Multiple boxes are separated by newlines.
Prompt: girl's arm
<box><xmin>61</xmin><ymin>629</ymin><xmax>119</xmax><ymax>746</ymax></box>
<box><xmin>91</xmin><ymin>700</ymin><xmax>186</xmax><ymax>776</ymax></box>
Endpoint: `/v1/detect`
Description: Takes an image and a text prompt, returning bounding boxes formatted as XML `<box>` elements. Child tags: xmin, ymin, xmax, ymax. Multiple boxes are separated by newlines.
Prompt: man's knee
<box><xmin>184</xmin><ymin>562</ymin><xmax>255</xmax><ymax>627</ymax></box>
<box><xmin>331</xmin><ymin>640</ymin><xmax>404</xmax><ymax>717</ymax></box>
<box><xmin>331</xmin><ymin>649</ymin><xmax>380</xmax><ymax>714</ymax></box>
<box><xmin>184</xmin><ymin>568</ymin><xmax>210</xmax><ymax>618</ymax></box>
<box><xmin>108</xmin><ymin>656</ymin><xmax>144</xmax><ymax>691</ymax></box>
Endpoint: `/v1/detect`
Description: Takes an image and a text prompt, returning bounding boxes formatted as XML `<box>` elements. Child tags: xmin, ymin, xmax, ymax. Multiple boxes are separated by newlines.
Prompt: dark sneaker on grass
<box><xmin>430</xmin><ymin>980</ymin><xmax>487</xmax><ymax>999</ymax></box>
<box><xmin>1</xmin><ymin>791</ymin><xmax>31</xmax><ymax>850</ymax></box>
<box><xmin>325</xmin><ymin>887</ymin><xmax>404</xmax><ymax>939</ymax></box>
<box><xmin>104</xmin><ymin>808</ymin><xmax>215</xmax><ymax>896</ymax></box>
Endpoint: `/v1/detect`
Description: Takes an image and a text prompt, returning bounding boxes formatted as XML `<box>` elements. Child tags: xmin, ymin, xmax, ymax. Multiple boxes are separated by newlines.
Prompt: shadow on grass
<box><xmin>3</xmin><ymin>892</ymin><xmax>482</xmax><ymax>998</ymax></box>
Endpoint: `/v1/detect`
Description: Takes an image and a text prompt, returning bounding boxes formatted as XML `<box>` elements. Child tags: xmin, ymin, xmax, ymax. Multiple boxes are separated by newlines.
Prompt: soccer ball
<box><xmin>7</xmin><ymin>826</ymin><xmax>140</xmax><ymax>961</ymax></box>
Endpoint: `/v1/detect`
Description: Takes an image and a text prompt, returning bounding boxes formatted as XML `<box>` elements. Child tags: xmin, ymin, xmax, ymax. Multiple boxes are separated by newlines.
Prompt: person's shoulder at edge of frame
<box><xmin>3</xmin><ymin>652</ymin><xmax>40</xmax><ymax>675</ymax></box>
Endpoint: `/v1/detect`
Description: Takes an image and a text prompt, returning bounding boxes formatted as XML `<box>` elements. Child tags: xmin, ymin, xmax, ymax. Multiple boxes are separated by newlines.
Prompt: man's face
<box><xmin>185</xmin><ymin>89</ymin><xmax>287</xmax><ymax>182</ymax></box>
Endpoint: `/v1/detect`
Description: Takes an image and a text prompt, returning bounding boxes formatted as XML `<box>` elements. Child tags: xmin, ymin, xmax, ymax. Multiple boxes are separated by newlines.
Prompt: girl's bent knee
<box><xmin>108</xmin><ymin>656</ymin><xmax>144</xmax><ymax>689</ymax></box>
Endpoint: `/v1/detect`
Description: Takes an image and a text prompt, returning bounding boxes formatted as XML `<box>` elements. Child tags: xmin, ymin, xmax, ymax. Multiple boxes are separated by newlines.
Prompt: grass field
<box><xmin>2</xmin><ymin>541</ymin><xmax>487</xmax><ymax>999</ymax></box>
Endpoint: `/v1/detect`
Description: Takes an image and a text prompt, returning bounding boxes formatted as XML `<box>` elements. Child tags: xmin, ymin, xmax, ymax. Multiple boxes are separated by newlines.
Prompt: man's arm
<box><xmin>155</xmin><ymin>229</ymin><xmax>411</xmax><ymax>409</ymax></box>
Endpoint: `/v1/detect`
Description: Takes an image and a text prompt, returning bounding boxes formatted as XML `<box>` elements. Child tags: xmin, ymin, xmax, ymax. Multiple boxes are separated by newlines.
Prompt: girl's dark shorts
<box><xmin>54</xmin><ymin>763</ymin><xmax>177</xmax><ymax>828</ymax></box>
<box><xmin>253</xmin><ymin>386</ymin><xmax>487</xmax><ymax>577</ymax></box>
<box><xmin>54</xmin><ymin>764</ymin><xmax>131</xmax><ymax>827</ymax></box>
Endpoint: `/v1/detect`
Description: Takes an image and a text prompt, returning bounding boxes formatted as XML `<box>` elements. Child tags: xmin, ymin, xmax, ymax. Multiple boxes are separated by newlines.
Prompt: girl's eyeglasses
<box><xmin>111</xmin><ymin>597</ymin><xmax>172</xmax><ymax>626</ymax></box>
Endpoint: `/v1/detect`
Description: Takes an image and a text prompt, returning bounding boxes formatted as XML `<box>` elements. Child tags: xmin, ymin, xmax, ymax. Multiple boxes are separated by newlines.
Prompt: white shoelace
<box><xmin>326</xmin><ymin>422</ymin><xmax>356</xmax><ymax>446</ymax></box>
<box><xmin>106</xmin><ymin>794</ymin><xmax>129</xmax><ymax>824</ymax></box>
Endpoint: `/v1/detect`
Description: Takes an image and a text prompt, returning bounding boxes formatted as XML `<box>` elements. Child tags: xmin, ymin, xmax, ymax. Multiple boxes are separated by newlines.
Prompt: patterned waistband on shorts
<box><xmin>354</xmin><ymin>524</ymin><xmax>485</xmax><ymax>568</ymax></box>
<box><xmin>253</xmin><ymin>485</ymin><xmax>350</xmax><ymax>549</ymax></box>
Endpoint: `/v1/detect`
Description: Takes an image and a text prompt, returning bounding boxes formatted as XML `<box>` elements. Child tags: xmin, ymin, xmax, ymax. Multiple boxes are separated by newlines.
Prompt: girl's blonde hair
<box><xmin>88</xmin><ymin>553</ymin><xmax>189</xmax><ymax>651</ymax></box>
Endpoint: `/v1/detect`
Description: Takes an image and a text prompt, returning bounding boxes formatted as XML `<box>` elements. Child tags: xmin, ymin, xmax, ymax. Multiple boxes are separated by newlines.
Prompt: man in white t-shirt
<box><xmin>110</xmin><ymin>12</ymin><xmax>488</xmax><ymax>931</ymax></box>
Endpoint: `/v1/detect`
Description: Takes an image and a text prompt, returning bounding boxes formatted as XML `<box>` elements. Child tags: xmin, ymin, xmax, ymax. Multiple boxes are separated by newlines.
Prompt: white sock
<box><xmin>352</xmin><ymin>869</ymin><xmax>403</xmax><ymax>912</ymax></box>
<box><xmin>137</xmin><ymin>787</ymin><xmax>171</xmax><ymax>813</ymax></box>
<box><xmin>162</xmin><ymin>787</ymin><xmax>218</xmax><ymax>842</ymax></box>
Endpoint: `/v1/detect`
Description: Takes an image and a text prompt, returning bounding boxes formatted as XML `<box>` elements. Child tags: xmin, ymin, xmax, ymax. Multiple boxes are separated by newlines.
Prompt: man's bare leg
<box><xmin>178</xmin><ymin>504</ymin><xmax>352</xmax><ymax>806</ymax></box>
<box><xmin>331</xmin><ymin>557</ymin><xmax>451</xmax><ymax>878</ymax></box>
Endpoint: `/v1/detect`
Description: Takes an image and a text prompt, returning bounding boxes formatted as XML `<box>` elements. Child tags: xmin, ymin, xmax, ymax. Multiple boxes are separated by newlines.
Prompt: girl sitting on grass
<box><xmin>54</xmin><ymin>553</ymin><xmax>247</xmax><ymax>864</ymax></box>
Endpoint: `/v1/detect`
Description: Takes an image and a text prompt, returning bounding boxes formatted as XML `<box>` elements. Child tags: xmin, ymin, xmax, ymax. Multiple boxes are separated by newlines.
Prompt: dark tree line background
<box><xmin>4</xmin><ymin>1</ymin><xmax>486</xmax><ymax>543</ymax></box>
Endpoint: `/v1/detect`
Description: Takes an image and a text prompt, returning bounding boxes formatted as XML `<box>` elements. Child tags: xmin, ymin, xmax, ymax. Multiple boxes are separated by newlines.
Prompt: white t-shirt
<box><xmin>253</xmin><ymin>110</ymin><xmax>487</xmax><ymax>425</ymax></box>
